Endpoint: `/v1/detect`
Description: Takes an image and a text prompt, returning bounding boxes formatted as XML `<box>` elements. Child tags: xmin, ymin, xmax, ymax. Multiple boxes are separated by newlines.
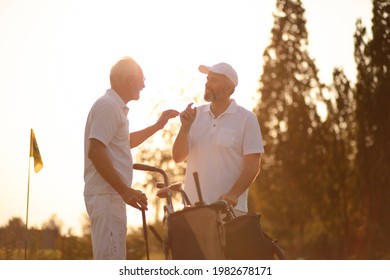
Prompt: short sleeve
<box><xmin>242</xmin><ymin>112</ymin><xmax>264</xmax><ymax>155</ymax></box>
<box><xmin>88</xmin><ymin>101</ymin><xmax>120</xmax><ymax>147</ymax></box>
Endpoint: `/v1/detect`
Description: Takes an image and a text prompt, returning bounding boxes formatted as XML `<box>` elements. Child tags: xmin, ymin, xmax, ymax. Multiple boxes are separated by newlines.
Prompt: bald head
<box><xmin>110</xmin><ymin>56</ymin><xmax>141</xmax><ymax>87</ymax></box>
<box><xmin>109</xmin><ymin>56</ymin><xmax>145</xmax><ymax>103</ymax></box>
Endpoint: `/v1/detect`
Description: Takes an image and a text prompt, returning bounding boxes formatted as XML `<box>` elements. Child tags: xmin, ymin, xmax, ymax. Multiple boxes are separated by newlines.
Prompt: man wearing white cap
<box><xmin>172</xmin><ymin>62</ymin><xmax>264</xmax><ymax>212</ymax></box>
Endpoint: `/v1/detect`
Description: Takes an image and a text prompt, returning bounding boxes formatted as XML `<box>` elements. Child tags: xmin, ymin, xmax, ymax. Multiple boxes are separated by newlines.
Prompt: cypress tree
<box><xmin>253</xmin><ymin>0</ymin><xmax>324</xmax><ymax>259</ymax></box>
<box><xmin>353</xmin><ymin>0</ymin><xmax>390</xmax><ymax>259</ymax></box>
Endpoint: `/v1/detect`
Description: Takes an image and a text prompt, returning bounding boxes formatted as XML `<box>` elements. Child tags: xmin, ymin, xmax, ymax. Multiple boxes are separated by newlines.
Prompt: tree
<box><xmin>253</xmin><ymin>0</ymin><xmax>326</xmax><ymax>259</ymax></box>
<box><xmin>318</xmin><ymin>69</ymin><xmax>360</xmax><ymax>259</ymax></box>
<box><xmin>353</xmin><ymin>0</ymin><xmax>390</xmax><ymax>259</ymax></box>
<box><xmin>0</xmin><ymin>217</ymin><xmax>25</xmax><ymax>259</ymax></box>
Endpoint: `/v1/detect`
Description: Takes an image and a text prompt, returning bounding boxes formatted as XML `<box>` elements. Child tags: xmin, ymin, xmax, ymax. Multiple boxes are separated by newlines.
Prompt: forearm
<box><xmin>130</xmin><ymin>123</ymin><xmax>161</xmax><ymax>148</ymax></box>
<box><xmin>227</xmin><ymin>154</ymin><xmax>261</xmax><ymax>198</ymax></box>
<box><xmin>88</xmin><ymin>139</ymin><xmax>148</xmax><ymax>210</ymax></box>
<box><xmin>88</xmin><ymin>142</ymin><xmax>128</xmax><ymax>195</ymax></box>
<box><xmin>130</xmin><ymin>109</ymin><xmax>179</xmax><ymax>148</ymax></box>
<box><xmin>172</xmin><ymin>126</ymin><xmax>190</xmax><ymax>163</ymax></box>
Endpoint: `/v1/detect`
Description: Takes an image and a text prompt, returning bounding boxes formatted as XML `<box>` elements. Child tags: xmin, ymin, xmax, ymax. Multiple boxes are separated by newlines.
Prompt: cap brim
<box><xmin>198</xmin><ymin>65</ymin><xmax>211</xmax><ymax>74</ymax></box>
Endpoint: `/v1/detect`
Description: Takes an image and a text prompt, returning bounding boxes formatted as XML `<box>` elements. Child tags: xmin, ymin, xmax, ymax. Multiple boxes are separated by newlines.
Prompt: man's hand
<box><xmin>172</xmin><ymin>103</ymin><xmax>197</xmax><ymax>163</ymax></box>
<box><xmin>156</xmin><ymin>109</ymin><xmax>179</xmax><ymax>129</ymax></box>
<box><xmin>180</xmin><ymin>103</ymin><xmax>197</xmax><ymax>130</ymax></box>
<box><xmin>219</xmin><ymin>192</ymin><xmax>239</xmax><ymax>207</ymax></box>
<box><xmin>120</xmin><ymin>188</ymin><xmax>148</xmax><ymax>211</ymax></box>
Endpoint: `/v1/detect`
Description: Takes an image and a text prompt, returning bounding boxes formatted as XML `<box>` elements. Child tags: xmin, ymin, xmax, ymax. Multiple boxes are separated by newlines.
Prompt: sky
<box><xmin>0</xmin><ymin>0</ymin><xmax>373</xmax><ymax>236</ymax></box>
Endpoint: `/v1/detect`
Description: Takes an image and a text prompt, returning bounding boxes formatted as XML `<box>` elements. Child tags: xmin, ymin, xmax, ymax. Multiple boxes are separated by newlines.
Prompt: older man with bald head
<box><xmin>84</xmin><ymin>57</ymin><xmax>178</xmax><ymax>259</ymax></box>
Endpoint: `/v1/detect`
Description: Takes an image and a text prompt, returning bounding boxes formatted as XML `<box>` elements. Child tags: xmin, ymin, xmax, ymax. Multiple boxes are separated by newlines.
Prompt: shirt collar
<box><xmin>204</xmin><ymin>99</ymin><xmax>239</xmax><ymax>116</ymax></box>
<box><xmin>106</xmin><ymin>89</ymin><xmax>129</xmax><ymax>114</ymax></box>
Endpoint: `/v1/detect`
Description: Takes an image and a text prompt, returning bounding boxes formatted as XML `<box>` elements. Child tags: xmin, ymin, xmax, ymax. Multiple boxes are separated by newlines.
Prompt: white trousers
<box><xmin>85</xmin><ymin>194</ymin><xmax>127</xmax><ymax>260</ymax></box>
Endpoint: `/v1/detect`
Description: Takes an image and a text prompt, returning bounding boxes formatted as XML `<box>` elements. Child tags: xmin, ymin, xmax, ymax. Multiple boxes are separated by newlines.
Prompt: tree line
<box><xmin>0</xmin><ymin>216</ymin><xmax>155</xmax><ymax>260</ymax></box>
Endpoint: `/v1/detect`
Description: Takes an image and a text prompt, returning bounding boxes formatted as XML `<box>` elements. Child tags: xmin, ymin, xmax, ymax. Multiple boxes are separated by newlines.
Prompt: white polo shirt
<box><xmin>84</xmin><ymin>89</ymin><xmax>133</xmax><ymax>195</ymax></box>
<box><xmin>184</xmin><ymin>100</ymin><xmax>264</xmax><ymax>211</ymax></box>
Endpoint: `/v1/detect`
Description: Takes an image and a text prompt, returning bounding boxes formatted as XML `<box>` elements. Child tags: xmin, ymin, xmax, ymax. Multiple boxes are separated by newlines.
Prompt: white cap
<box><xmin>198</xmin><ymin>62</ymin><xmax>238</xmax><ymax>87</ymax></box>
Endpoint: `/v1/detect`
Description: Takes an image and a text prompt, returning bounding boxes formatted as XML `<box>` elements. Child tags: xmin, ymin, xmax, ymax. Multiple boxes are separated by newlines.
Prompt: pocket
<box><xmin>216</xmin><ymin>128</ymin><xmax>236</xmax><ymax>147</ymax></box>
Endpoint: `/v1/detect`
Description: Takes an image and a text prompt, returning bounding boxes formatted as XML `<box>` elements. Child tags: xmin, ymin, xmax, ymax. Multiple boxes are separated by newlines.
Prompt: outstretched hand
<box><xmin>156</xmin><ymin>109</ymin><xmax>180</xmax><ymax>129</ymax></box>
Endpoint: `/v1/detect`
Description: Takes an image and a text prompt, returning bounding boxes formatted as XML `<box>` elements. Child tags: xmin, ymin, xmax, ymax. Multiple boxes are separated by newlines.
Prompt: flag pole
<box><xmin>24</xmin><ymin>130</ymin><xmax>32</xmax><ymax>260</ymax></box>
<box><xmin>24</xmin><ymin>128</ymin><xmax>43</xmax><ymax>259</ymax></box>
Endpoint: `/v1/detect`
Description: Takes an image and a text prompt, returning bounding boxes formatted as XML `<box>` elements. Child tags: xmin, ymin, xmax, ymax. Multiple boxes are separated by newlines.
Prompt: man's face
<box><xmin>127</xmin><ymin>67</ymin><xmax>145</xmax><ymax>101</ymax></box>
<box><xmin>204</xmin><ymin>72</ymin><xmax>231</xmax><ymax>102</ymax></box>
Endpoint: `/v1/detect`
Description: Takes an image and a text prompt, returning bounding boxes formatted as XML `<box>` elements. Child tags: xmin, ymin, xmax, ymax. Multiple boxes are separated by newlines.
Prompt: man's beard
<box><xmin>204</xmin><ymin>89</ymin><xmax>215</xmax><ymax>102</ymax></box>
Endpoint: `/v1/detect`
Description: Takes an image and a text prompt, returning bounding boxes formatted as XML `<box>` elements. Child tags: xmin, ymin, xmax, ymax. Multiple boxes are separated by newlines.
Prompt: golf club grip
<box><xmin>193</xmin><ymin>172</ymin><xmax>204</xmax><ymax>205</ymax></box>
<box><xmin>133</xmin><ymin>163</ymin><xmax>159</xmax><ymax>172</ymax></box>
<box><xmin>133</xmin><ymin>163</ymin><xmax>169</xmax><ymax>186</ymax></box>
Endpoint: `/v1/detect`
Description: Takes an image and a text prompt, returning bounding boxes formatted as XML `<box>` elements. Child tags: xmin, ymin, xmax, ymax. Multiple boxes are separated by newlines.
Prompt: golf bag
<box><xmin>224</xmin><ymin>213</ymin><xmax>274</xmax><ymax>259</ymax></box>
<box><xmin>134</xmin><ymin>165</ymin><xmax>285</xmax><ymax>260</ymax></box>
<box><xmin>167</xmin><ymin>205</ymin><xmax>225</xmax><ymax>260</ymax></box>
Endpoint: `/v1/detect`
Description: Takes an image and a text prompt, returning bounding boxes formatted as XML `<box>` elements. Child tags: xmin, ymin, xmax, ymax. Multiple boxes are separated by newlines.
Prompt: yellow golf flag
<box><xmin>30</xmin><ymin>129</ymin><xmax>43</xmax><ymax>173</ymax></box>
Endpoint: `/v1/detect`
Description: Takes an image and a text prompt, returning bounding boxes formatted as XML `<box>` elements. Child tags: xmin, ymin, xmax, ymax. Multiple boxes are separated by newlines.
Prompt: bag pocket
<box><xmin>224</xmin><ymin>213</ymin><xmax>274</xmax><ymax>259</ymax></box>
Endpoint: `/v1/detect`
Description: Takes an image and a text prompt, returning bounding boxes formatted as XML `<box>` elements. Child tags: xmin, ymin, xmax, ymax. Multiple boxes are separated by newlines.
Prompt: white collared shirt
<box><xmin>184</xmin><ymin>100</ymin><xmax>264</xmax><ymax>211</ymax></box>
<box><xmin>84</xmin><ymin>89</ymin><xmax>133</xmax><ymax>195</ymax></box>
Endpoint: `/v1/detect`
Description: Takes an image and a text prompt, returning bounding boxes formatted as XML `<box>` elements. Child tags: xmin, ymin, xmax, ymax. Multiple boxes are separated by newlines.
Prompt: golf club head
<box><xmin>169</xmin><ymin>183</ymin><xmax>182</xmax><ymax>192</ymax></box>
<box><xmin>169</xmin><ymin>183</ymin><xmax>192</xmax><ymax>206</ymax></box>
<box><xmin>156</xmin><ymin>186</ymin><xmax>172</xmax><ymax>198</ymax></box>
